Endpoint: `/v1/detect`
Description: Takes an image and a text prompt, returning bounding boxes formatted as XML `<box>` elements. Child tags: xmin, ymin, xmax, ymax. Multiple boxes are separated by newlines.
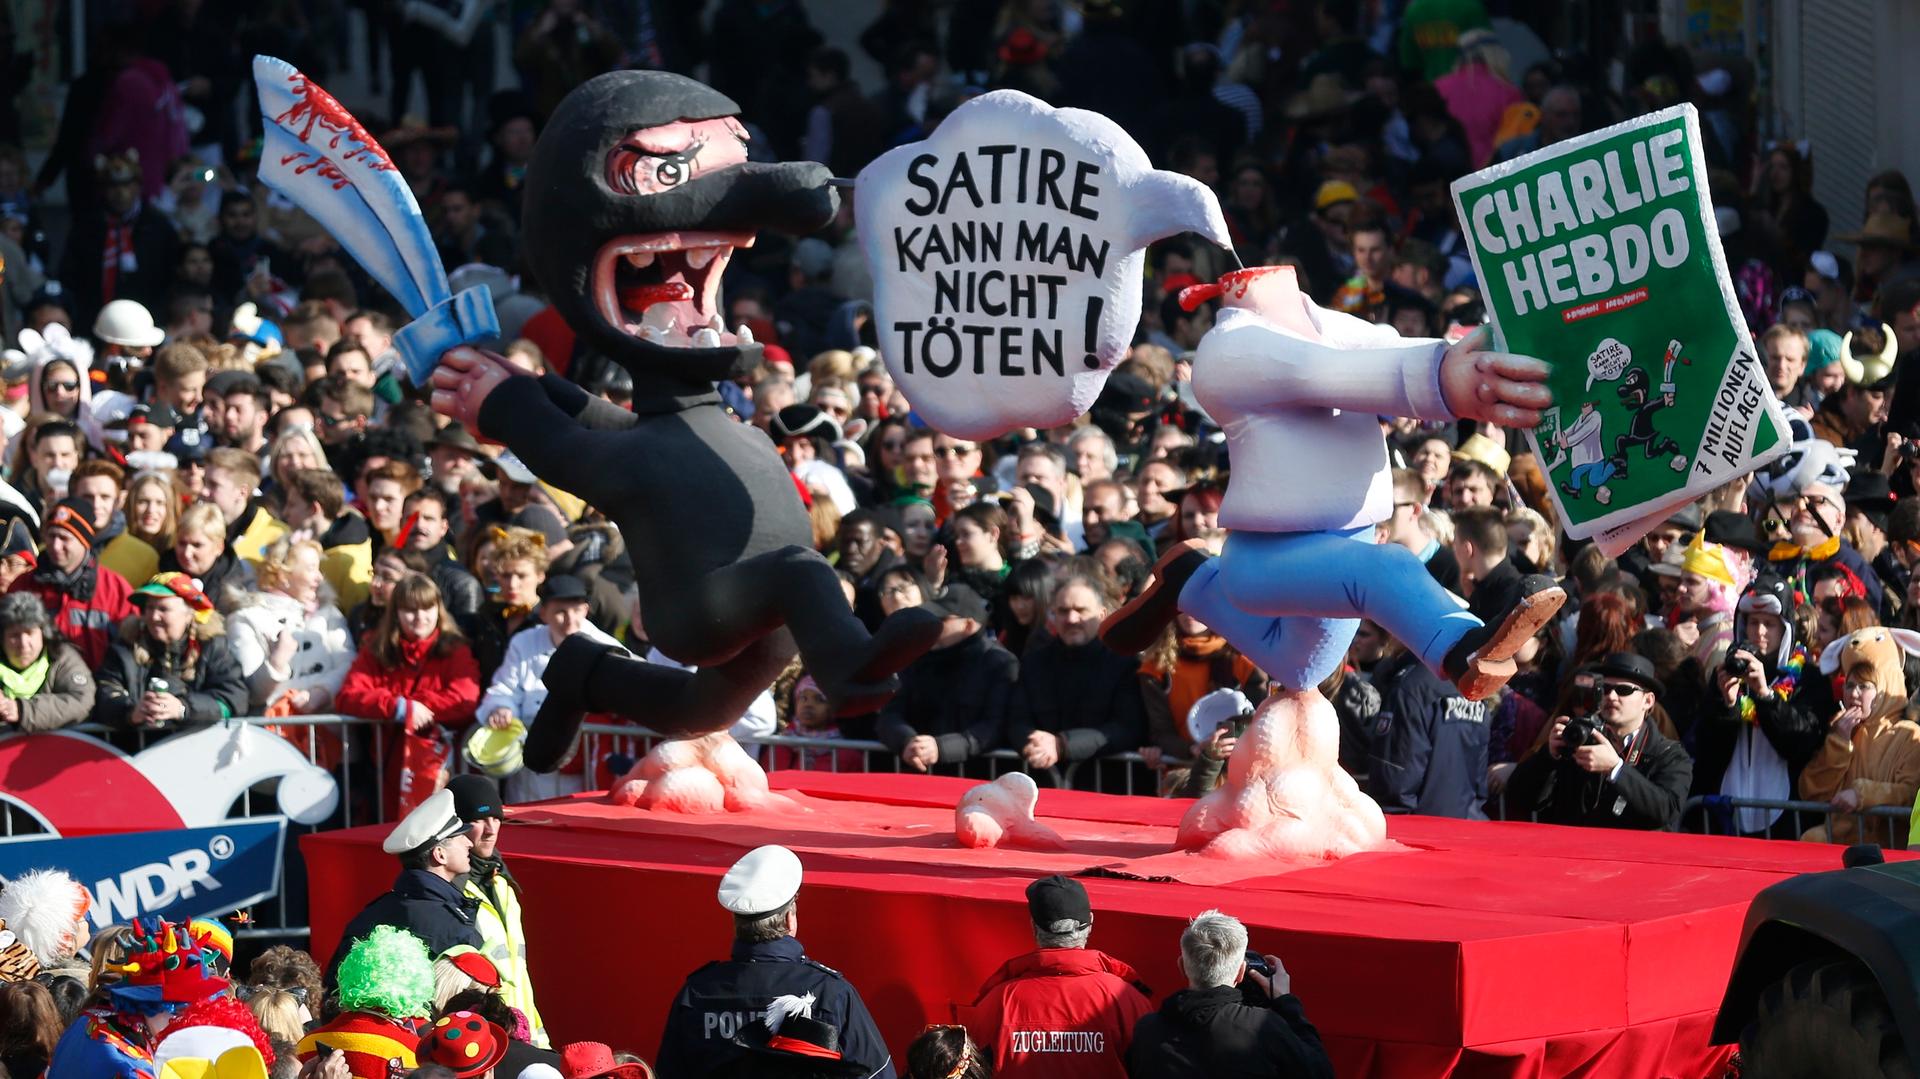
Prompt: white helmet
<box><xmin>92</xmin><ymin>298</ymin><xmax>165</xmax><ymax>348</ymax></box>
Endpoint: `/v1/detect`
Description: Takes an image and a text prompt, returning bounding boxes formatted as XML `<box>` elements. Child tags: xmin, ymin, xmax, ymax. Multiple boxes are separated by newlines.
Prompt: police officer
<box><xmin>654</xmin><ymin>845</ymin><xmax>895</xmax><ymax>1079</ymax></box>
<box><xmin>1364</xmin><ymin>639</ymin><xmax>1491</xmax><ymax>820</ymax></box>
<box><xmin>326</xmin><ymin>788</ymin><xmax>482</xmax><ymax>984</ymax></box>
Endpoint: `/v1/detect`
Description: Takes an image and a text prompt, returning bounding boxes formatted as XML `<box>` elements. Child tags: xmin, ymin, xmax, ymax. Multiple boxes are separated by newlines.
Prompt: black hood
<box><xmin>522</xmin><ymin>70</ymin><xmax>838</xmax><ymax>396</ymax></box>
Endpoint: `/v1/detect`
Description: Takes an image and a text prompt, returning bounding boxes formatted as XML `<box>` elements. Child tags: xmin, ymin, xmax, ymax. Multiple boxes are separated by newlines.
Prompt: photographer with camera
<box><xmin>1501</xmin><ymin>652</ymin><xmax>1693</xmax><ymax>830</ymax></box>
<box><xmin>1125</xmin><ymin>909</ymin><xmax>1333</xmax><ymax>1079</ymax></box>
<box><xmin>1691</xmin><ymin>573</ymin><xmax>1830</xmax><ymax>837</ymax></box>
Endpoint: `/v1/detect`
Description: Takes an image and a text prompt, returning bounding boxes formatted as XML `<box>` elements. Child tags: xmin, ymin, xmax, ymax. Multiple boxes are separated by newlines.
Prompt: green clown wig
<box><xmin>335</xmin><ymin>925</ymin><xmax>435</xmax><ymax>1019</ymax></box>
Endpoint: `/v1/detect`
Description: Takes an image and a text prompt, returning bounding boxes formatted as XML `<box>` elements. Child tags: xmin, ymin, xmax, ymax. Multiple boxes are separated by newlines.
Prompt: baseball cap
<box><xmin>923</xmin><ymin>583</ymin><xmax>989</xmax><ymax>625</ymax></box>
<box><xmin>1314</xmin><ymin>180</ymin><xmax>1359</xmax><ymax>211</ymax></box>
<box><xmin>1026</xmin><ymin>875</ymin><xmax>1091</xmax><ymax>927</ymax></box>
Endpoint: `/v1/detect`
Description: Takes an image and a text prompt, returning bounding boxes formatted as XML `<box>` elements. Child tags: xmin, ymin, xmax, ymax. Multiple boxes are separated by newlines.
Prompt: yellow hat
<box><xmin>1452</xmin><ymin>432</ymin><xmax>1511</xmax><ymax>477</ymax></box>
<box><xmin>1680</xmin><ymin>530</ymin><xmax>1737</xmax><ymax>587</ymax></box>
<box><xmin>464</xmin><ymin>718</ymin><xmax>526</xmax><ymax>778</ymax></box>
<box><xmin>1314</xmin><ymin>180</ymin><xmax>1360</xmax><ymax>211</ymax></box>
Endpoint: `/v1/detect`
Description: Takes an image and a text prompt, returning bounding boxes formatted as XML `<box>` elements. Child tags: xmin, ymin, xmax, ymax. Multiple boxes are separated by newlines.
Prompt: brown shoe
<box><xmin>1099</xmin><ymin>539</ymin><xmax>1212</xmax><ymax>654</ymax></box>
<box><xmin>1443</xmin><ymin>575</ymin><xmax>1567</xmax><ymax>701</ymax></box>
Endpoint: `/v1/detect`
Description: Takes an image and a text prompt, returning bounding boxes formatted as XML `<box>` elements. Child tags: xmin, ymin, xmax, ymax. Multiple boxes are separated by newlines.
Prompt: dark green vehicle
<box><xmin>1713</xmin><ymin>857</ymin><xmax>1920</xmax><ymax>1077</ymax></box>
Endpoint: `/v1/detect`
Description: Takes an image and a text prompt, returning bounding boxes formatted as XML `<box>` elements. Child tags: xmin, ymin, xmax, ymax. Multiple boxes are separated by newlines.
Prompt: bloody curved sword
<box><xmin>251</xmin><ymin>55</ymin><xmax>496</xmax><ymax>383</ymax></box>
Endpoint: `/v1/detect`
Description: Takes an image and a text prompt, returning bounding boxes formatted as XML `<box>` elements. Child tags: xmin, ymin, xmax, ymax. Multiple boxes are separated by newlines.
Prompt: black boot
<box><xmin>1442</xmin><ymin>574</ymin><xmax>1567</xmax><ymax>701</ymax></box>
<box><xmin>809</xmin><ymin>606</ymin><xmax>944</xmax><ymax>716</ymax></box>
<box><xmin>1100</xmin><ymin>539</ymin><xmax>1212</xmax><ymax>655</ymax></box>
<box><xmin>526</xmin><ymin>637</ymin><xmax>693</xmax><ymax>771</ymax></box>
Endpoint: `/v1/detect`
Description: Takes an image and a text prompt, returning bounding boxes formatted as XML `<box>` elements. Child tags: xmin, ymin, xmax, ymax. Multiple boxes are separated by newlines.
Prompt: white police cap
<box><xmin>717</xmin><ymin>845</ymin><xmax>803</xmax><ymax>915</ymax></box>
<box><xmin>381</xmin><ymin>788</ymin><xmax>468</xmax><ymax>855</ymax></box>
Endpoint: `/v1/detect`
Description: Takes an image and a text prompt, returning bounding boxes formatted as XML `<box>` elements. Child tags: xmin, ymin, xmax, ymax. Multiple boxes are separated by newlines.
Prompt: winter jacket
<box><xmin>9</xmin><ymin>562</ymin><xmax>134</xmax><ymax>670</ymax></box>
<box><xmin>337</xmin><ymin>635</ymin><xmax>484</xmax><ymax>730</ymax></box>
<box><xmin>9</xmin><ymin>641</ymin><xmax>97</xmax><ymax>732</ymax></box>
<box><xmin>418</xmin><ymin>541</ymin><xmax>484</xmax><ymax>618</ymax></box>
<box><xmin>1365</xmin><ymin>651</ymin><xmax>1490</xmax><ymax>820</ymax></box>
<box><xmin>966</xmin><ymin>948</ymin><xmax>1154</xmax><ymax>1079</ymax></box>
<box><xmin>467</xmin><ymin>856</ymin><xmax>548</xmax><ymax>1048</ymax></box>
<box><xmin>1008</xmin><ymin>638</ymin><xmax>1148</xmax><ymax>763</ymax></box>
<box><xmin>318</xmin><ymin>512</ymin><xmax>375</xmax><ymax>615</ymax></box>
<box><xmin>655</xmin><ymin>936</ymin><xmax>894</xmax><ymax>1079</ymax></box>
<box><xmin>227</xmin><ymin>501</ymin><xmax>288</xmax><ymax>567</ymax></box>
<box><xmin>1138</xmin><ymin>637</ymin><xmax>1266</xmax><ymax>758</ymax></box>
<box><xmin>157</xmin><ymin>548</ymin><xmax>257</xmax><ymax>610</ymax></box>
<box><xmin>91</xmin><ymin>628</ymin><xmax>249</xmax><ymax>728</ymax></box>
<box><xmin>97</xmin><ymin>533</ymin><xmax>158</xmax><ymax>593</ymax></box>
<box><xmin>1124</xmin><ymin>985</ymin><xmax>1333</xmax><ymax>1079</ymax></box>
<box><xmin>1799</xmin><ymin>713</ymin><xmax>1920</xmax><ymax>846</ymax></box>
<box><xmin>327</xmin><ymin>869</ymin><xmax>482</xmax><ymax>985</ymax></box>
<box><xmin>224</xmin><ymin>590</ymin><xmax>355</xmax><ymax>712</ymax></box>
<box><xmin>875</xmin><ymin>630</ymin><xmax>1018</xmax><ymax>764</ymax></box>
<box><xmin>1502</xmin><ymin>721</ymin><xmax>1694</xmax><ymax>830</ymax></box>
<box><xmin>1691</xmin><ymin>675</ymin><xmax>1831</xmax><ymax>831</ymax></box>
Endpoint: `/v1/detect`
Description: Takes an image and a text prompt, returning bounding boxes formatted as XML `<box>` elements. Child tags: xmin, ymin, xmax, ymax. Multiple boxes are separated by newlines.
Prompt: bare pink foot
<box><xmin>1175</xmin><ymin>687</ymin><xmax>1386</xmax><ymax>861</ymax></box>
<box><xmin>608</xmin><ymin>732</ymin><xmax>804</xmax><ymax>814</ymax></box>
<box><xmin>955</xmin><ymin>773</ymin><xmax>1066</xmax><ymax>850</ymax></box>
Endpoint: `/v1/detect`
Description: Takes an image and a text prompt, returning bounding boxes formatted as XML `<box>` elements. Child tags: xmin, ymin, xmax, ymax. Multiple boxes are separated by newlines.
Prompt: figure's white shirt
<box><xmin>1191</xmin><ymin>298</ymin><xmax>1450</xmax><ymax>533</ymax></box>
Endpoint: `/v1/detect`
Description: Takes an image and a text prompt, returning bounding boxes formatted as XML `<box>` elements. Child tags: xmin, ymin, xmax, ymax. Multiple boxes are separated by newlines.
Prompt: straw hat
<box><xmin>1837</xmin><ymin>211</ymin><xmax>1916</xmax><ymax>251</ymax></box>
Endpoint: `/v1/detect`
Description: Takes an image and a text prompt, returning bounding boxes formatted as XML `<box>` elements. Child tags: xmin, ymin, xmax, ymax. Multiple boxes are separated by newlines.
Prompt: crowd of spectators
<box><xmin>1</xmin><ymin>0</ymin><xmax>1916</xmax><ymax>841</ymax></box>
<box><xmin>0</xmin><ymin>0</ymin><xmax>1916</xmax><ymax>1072</ymax></box>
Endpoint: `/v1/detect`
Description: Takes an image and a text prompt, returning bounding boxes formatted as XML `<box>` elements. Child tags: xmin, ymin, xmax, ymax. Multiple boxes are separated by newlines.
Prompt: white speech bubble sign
<box><xmin>855</xmin><ymin>90</ymin><xmax>1231</xmax><ymax>440</ymax></box>
<box><xmin>1586</xmin><ymin>337</ymin><xmax>1631</xmax><ymax>391</ymax></box>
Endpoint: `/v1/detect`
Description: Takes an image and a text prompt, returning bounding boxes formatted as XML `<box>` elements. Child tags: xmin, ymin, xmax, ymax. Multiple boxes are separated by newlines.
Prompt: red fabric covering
<box><xmin>304</xmin><ymin>774</ymin><xmax>1885</xmax><ymax>1078</ymax></box>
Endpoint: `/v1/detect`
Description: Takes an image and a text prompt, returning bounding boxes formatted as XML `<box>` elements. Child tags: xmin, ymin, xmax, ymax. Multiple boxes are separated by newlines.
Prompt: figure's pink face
<box><xmin>594</xmin><ymin>117</ymin><xmax>757</xmax><ymax>352</ymax></box>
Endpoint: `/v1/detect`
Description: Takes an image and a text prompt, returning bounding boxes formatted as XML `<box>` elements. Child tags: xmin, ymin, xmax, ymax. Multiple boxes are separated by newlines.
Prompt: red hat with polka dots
<box><xmin>419</xmin><ymin>1011</ymin><xmax>507</xmax><ymax>1078</ymax></box>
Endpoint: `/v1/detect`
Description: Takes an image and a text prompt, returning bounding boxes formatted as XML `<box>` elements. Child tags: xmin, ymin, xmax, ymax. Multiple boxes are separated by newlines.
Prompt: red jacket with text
<box><xmin>964</xmin><ymin>947</ymin><xmax>1154</xmax><ymax>1078</ymax></box>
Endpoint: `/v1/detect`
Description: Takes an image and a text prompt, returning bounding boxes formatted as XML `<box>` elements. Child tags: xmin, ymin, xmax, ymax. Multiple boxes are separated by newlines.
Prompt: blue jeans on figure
<box><xmin>1178</xmin><ymin>526</ymin><xmax>1484</xmax><ymax>691</ymax></box>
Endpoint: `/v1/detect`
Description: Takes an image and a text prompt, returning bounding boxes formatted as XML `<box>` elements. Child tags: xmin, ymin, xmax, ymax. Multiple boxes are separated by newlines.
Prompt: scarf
<box><xmin>468</xmin><ymin>851</ymin><xmax>519</xmax><ymax>901</ymax></box>
<box><xmin>0</xmin><ymin>654</ymin><xmax>50</xmax><ymax>699</ymax></box>
<box><xmin>35</xmin><ymin>554</ymin><xmax>96</xmax><ymax>604</ymax></box>
<box><xmin>100</xmin><ymin>207</ymin><xmax>137</xmax><ymax>302</ymax></box>
<box><xmin>396</xmin><ymin>630</ymin><xmax>439</xmax><ymax>669</ymax></box>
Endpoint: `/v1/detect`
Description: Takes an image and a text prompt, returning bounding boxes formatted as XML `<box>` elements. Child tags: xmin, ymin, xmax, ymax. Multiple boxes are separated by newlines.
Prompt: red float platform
<box><xmin>303</xmin><ymin>772</ymin><xmax>1868</xmax><ymax>1077</ymax></box>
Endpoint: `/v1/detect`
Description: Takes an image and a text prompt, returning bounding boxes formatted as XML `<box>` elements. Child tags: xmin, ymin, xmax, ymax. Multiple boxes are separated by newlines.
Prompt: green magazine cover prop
<box><xmin>1450</xmin><ymin>103</ymin><xmax>1791</xmax><ymax>554</ymax></box>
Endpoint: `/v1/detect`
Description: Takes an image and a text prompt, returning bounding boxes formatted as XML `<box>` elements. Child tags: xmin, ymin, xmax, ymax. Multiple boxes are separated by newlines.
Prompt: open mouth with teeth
<box><xmin>592</xmin><ymin>230</ymin><xmax>757</xmax><ymax>350</ymax></box>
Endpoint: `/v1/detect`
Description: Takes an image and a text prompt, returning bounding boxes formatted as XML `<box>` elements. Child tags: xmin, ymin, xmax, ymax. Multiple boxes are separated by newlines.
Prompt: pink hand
<box><xmin>1439</xmin><ymin>327</ymin><xmax>1553</xmax><ymax>428</ymax></box>
<box><xmin>430</xmin><ymin>347</ymin><xmax>520</xmax><ymax>438</ymax></box>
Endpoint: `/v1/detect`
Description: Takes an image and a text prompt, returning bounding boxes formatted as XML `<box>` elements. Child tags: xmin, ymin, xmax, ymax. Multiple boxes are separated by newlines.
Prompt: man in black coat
<box><xmin>1126</xmin><ymin>910</ymin><xmax>1332</xmax><ymax>1079</ymax></box>
<box><xmin>876</xmin><ymin>584</ymin><xmax>1018</xmax><ymax>773</ymax></box>
<box><xmin>1007</xmin><ymin>574</ymin><xmax>1147</xmax><ymax>783</ymax></box>
<box><xmin>1502</xmin><ymin>653</ymin><xmax>1694</xmax><ymax>830</ymax></box>
<box><xmin>325</xmin><ymin>789</ymin><xmax>482</xmax><ymax>985</ymax></box>
<box><xmin>1365</xmin><ymin>645</ymin><xmax>1490</xmax><ymax>820</ymax></box>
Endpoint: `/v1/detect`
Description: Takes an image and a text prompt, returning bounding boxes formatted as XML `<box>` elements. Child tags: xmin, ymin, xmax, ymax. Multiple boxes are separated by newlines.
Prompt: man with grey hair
<box><xmin>1125</xmin><ymin>909</ymin><xmax>1331</xmax><ymax>1078</ymax></box>
<box><xmin>967</xmin><ymin>875</ymin><xmax>1152</xmax><ymax>1076</ymax></box>
<box><xmin>1069</xmin><ymin>426</ymin><xmax>1119</xmax><ymax>485</ymax></box>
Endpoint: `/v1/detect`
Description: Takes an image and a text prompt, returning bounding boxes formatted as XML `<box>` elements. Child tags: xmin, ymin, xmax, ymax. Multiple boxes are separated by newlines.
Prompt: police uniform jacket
<box><xmin>1365</xmin><ymin>650</ymin><xmax>1490</xmax><ymax>820</ymax></box>
<box><xmin>325</xmin><ymin>869</ymin><xmax>482</xmax><ymax>984</ymax></box>
<box><xmin>654</xmin><ymin>936</ymin><xmax>894</xmax><ymax>1079</ymax></box>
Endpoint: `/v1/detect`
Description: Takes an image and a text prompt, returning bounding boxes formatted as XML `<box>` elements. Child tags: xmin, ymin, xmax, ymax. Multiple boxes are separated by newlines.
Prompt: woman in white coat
<box><xmin>225</xmin><ymin>536</ymin><xmax>355</xmax><ymax>716</ymax></box>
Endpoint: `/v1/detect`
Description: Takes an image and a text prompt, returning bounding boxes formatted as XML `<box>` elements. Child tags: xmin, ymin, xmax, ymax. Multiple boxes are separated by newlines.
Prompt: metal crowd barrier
<box><xmin>1682</xmin><ymin>795</ymin><xmax>1914</xmax><ymax>847</ymax></box>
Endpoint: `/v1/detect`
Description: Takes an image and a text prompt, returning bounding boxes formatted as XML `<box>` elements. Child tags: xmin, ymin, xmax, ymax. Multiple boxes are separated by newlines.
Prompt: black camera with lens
<box><xmin>1722</xmin><ymin>643</ymin><xmax>1761</xmax><ymax>679</ymax></box>
<box><xmin>1560</xmin><ymin>714</ymin><xmax>1602</xmax><ymax>757</ymax></box>
<box><xmin>1240</xmin><ymin>950</ymin><xmax>1275</xmax><ymax>1005</ymax></box>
